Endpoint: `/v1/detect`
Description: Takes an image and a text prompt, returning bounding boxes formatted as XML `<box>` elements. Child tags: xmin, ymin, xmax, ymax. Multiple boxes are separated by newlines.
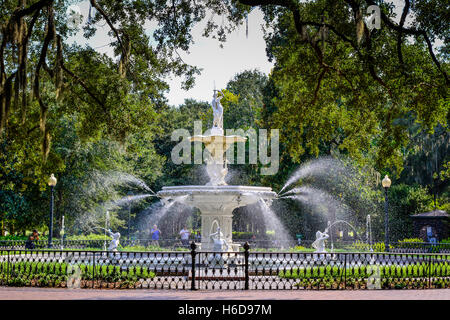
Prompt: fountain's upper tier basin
<box><xmin>157</xmin><ymin>185</ymin><xmax>277</xmax><ymax>212</ymax></box>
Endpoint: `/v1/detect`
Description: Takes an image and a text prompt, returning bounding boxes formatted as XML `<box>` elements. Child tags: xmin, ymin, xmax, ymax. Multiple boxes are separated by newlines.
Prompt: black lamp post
<box><xmin>382</xmin><ymin>175</ymin><xmax>391</xmax><ymax>252</ymax></box>
<box><xmin>47</xmin><ymin>174</ymin><xmax>57</xmax><ymax>248</ymax></box>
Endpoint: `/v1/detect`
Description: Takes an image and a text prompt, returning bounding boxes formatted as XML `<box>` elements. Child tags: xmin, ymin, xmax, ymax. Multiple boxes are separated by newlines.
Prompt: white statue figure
<box><xmin>210</xmin><ymin>226</ymin><xmax>229</xmax><ymax>252</ymax></box>
<box><xmin>107</xmin><ymin>229</ymin><xmax>121</xmax><ymax>251</ymax></box>
<box><xmin>211</xmin><ymin>90</ymin><xmax>223</xmax><ymax>129</ymax></box>
<box><xmin>205</xmin><ymin>160</ymin><xmax>228</xmax><ymax>186</ymax></box>
<box><xmin>208</xmin><ymin>226</ymin><xmax>229</xmax><ymax>268</ymax></box>
<box><xmin>312</xmin><ymin>229</ymin><xmax>329</xmax><ymax>253</ymax></box>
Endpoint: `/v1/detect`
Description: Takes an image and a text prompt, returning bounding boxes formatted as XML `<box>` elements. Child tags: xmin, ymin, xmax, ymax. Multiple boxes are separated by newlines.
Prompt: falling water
<box><xmin>257</xmin><ymin>198</ymin><xmax>294</xmax><ymax>247</ymax></box>
<box><xmin>91</xmin><ymin>226</ymin><xmax>108</xmax><ymax>232</ymax></box>
<box><xmin>281</xmin><ymin>186</ymin><xmax>352</xmax><ymax>219</ymax></box>
<box><xmin>279</xmin><ymin>157</ymin><xmax>348</xmax><ymax>195</ymax></box>
<box><xmin>74</xmin><ymin>193</ymin><xmax>155</xmax><ymax>231</ymax></box>
<box><xmin>68</xmin><ymin>169</ymin><xmax>159</xmax><ymax>233</ymax></box>
<box><xmin>143</xmin><ymin>195</ymin><xmax>189</xmax><ymax>229</ymax></box>
<box><xmin>366</xmin><ymin>215</ymin><xmax>373</xmax><ymax>245</ymax></box>
<box><xmin>88</xmin><ymin>170</ymin><xmax>157</xmax><ymax>195</ymax></box>
<box><xmin>108</xmin><ymin>194</ymin><xmax>155</xmax><ymax>207</ymax></box>
<box><xmin>326</xmin><ymin>219</ymin><xmax>363</xmax><ymax>241</ymax></box>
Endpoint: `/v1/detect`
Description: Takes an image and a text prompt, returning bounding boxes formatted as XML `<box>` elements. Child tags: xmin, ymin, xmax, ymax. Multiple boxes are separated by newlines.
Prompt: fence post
<box><xmin>244</xmin><ymin>242</ymin><xmax>250</xmax><ymax>290</ymax></box>
<box><xmin>92</xmin><ymin>251</ymin><xmax>96</xmax><ymax>289</ymax></box>
<box><xmin>428</xmin><ymin>254</ymin><xmax>432</xmax><ymax>289</ymax></box>
<box><xmin>344</xmin><ymin>253</ymin><xmax>347</xmax><ymax>289</ymax></box>
<box><xmin>190</xmin><ymin>241</ymin><xmax>197</xmax><ymax>291</ymax></box>
<box><xmin>6</xmin><ymin>250</ymin><xmax>10</xmax><ymax>285</ymax></box>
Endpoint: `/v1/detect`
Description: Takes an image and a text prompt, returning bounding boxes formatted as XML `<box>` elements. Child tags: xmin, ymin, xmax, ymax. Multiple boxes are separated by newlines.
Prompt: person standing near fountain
<box><xmin>179</xmin><ymin>226</ymin><xmax>190</xmax><ymax>247</ymax></box>
<box><xmin>151</xmin><ymin>224</ymin><xmax>161</xmax><ymax>246</ymax></box>
<box><xmin>25</xmin><ymin>230</ymin><xmax>39</xmax><ymax>249</ymax></box>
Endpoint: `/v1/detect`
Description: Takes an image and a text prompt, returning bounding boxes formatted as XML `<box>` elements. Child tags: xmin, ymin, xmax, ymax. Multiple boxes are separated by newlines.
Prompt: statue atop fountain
<box><xmin>107</xmin><ymin>229</ymin><xmax>121</xmax><ymax>251</ymax></box>
<box><xmin>188</xmin><ymin>88</ymin><xmax>246</xmax><ymax>186</ymax></box>
<box><xmin>211</xmin><ymin>90</ymin><xmax>223</xmax><ymax>133</ymax></box>
<box><xmin>312</xmin><ymin>229</ymin><xmax>329</xmax><ymax>253</ymax></box>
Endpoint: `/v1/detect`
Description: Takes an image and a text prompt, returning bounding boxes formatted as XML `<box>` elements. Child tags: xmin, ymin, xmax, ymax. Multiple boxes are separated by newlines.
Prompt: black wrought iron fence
<box><xmin>2</xmin><ymin>239</ymin><xmax>450</xmax><ymax>253</ymax></box>
<box><xmin>0</xmin><ymin>239</ymin><xmax>192</xmax><ymax>250</ymax></box>
<box><xmin>389</xmin><ymin>242</ymin><xmax>450</xmax><ymax>254</ymax></box>
<box><xmin>234</xmin><ymin>239</ymin><xmax>359</xmax><ymax>250</ymax></box>
<box><xmin>1</xmin><ymin>244</ymin><xmax>449</xmax><ymax>290</ymax></box>
<box><xmin>2</xmin><ymin>239</ymin><xmax>450</xmax><ymax>254</ymax></box>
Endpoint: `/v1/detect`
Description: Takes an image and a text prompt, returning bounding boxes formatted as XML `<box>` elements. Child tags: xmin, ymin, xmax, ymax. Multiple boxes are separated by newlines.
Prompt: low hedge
<box><xmin>0</xmin><ymin>260</ymin><xmax>156</xmax><ymax>288</ymax></box>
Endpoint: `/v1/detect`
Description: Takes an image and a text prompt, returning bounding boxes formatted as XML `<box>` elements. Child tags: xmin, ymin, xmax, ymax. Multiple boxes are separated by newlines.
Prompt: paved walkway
<box><xmin>0</xmin><ymin>287</ymin><xmax>449</xmax><ymax>300</ymax></box>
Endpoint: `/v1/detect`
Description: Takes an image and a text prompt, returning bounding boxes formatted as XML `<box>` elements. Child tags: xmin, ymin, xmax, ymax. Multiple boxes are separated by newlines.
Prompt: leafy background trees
<box><xmin>0</xmin><ymin>0</ymin><xmax>448</xmax><ymax>242</ymax></box>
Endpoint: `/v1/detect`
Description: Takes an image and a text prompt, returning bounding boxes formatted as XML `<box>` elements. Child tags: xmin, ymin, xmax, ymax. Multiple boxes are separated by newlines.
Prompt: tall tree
<box><xmin>235</xmin><ymin>0</ymin><xmax>448</xmax><ymax>173</ymax></box>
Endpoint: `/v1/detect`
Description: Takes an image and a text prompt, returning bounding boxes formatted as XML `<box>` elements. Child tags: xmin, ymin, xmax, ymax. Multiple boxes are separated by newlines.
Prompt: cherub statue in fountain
<box><xmin>208</xmin><ymin>226</ymin><xmax>229</xmax><ymax>267</ymax></box>
<box><xmin>312</xmin><ymin>229</ymin><xmax>329</xmax><ymax>253</ymax></box>
<box><xmin>211</xmin><ymin>90</ymin><xmax>223</xmax><ymax>131</ymax></box>
<box><xmin>210</xmin><ymin>227</ymin><xmax>229</xmax><ymax>252</ymax></box>
<box><xmin>107</xmin><ymin>229</ymin><xmax>121</xmax><ymax>251</ymax></box>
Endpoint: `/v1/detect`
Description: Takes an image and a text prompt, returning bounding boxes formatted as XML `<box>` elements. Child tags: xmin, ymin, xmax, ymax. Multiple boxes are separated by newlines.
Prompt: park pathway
<box><xmin>0</xmin><ymin>287</ymin><xmax>449</xmax><ymax>300</ymax></box>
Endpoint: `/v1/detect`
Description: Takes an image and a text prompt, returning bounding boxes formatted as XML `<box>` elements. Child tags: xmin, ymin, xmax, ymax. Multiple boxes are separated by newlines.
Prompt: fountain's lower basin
<box><xmin>157</xmin><ymin>185</ymin><xmax>277</xmax><ymax>251</ymax></box>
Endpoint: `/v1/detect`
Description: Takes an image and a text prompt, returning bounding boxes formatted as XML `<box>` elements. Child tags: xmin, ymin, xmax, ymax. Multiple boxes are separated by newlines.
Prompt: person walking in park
<box><xmin>179</xmin><ymin>226</ymin><xmax>190</xmax><ymax>247</ymax></box>
<box><xmin>25</xmin><ymin>230</ymin><xmax>39</xmax><ymax>249</ymax></box>
<box><xmin>151</xmin><ymin>225</ymin><xmax>161</xmax><ymax>246</ymax></box>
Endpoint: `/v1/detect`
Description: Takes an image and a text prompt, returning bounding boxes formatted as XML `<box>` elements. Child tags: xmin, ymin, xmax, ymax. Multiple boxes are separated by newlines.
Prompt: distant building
<box><xmin>410</xmin><ymin>210</ymin><xmax>449</xmax><ymax>242</ymax></box>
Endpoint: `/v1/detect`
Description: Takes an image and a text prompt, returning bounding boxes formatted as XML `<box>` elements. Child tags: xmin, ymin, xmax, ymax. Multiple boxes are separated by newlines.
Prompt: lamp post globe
<box><xmin>48</xmin><ymin>174</ymin><xmax>57</xmax><ymax>187</ymax></box>
<box><xmin>47</xmin><ymin>174</ymin><xmax>57</xmax><ymax>248</ymax></box>
<box><xmin>382</xmin><ymin>175</ymin><xmax>391</xmax><ymax>252</ymax></box>
<box><xmin>382</xmin><ymin>175</ymin><xmax>391</xmax><ymax>188</ymax></box>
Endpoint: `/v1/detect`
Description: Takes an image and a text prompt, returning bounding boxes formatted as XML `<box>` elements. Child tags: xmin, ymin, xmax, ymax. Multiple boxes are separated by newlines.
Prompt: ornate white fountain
<box><xmin>157</xmin><ymin>90</ymin><xmax>277</xmax><ymax>251</ymax></box>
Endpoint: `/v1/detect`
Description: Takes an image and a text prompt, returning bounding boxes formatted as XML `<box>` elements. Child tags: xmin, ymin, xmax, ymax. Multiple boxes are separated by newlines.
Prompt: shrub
<box><xmin>65</xmin><ymin>234</ymin><xmax>109</xmax><ymax>241</ymax></box>
<box><xmin>232</xmin><ymin>232</ymin><xmax>254</xmax><ymax>240</ymax></box>
<box><xmin>290</xmin><ymin>246</ymin><xmax>308</xmax><ymax>251</ymax></box>
<box><xmin>349</xmin><ymin>240</ymin><xmax>386</xmax><ymax>252</ymax></box>
<box><xmin>399</xmin><ymin>238</ymin><xmax>423</xmax><ymax>243</ymax></box>
<box><xmin>0</xmin><ymin>235</ymin><xmax>29</xmax><ymax>241</ymax></box>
